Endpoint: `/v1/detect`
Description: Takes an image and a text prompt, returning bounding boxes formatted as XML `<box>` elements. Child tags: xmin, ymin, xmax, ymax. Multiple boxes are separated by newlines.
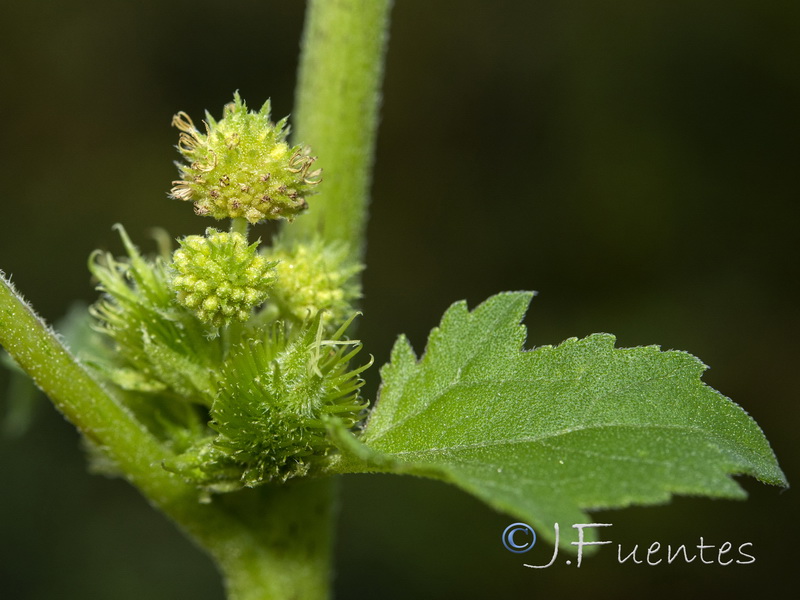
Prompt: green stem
<box><xmin>230</xmin><ymin>216</ymin><xmax>249</xmax><ymax>238</ymax></box>
<box><xmin>0</xmin><ymin>273</ymin><xmax>171</xmax><ymax>488</ymax></box>
<box><xmin>286</xmin><ymin>0</ymin><xmax>393</xmax><ymax>262</ymax></box>
<box><xmin>213</xmin><ymin>479</ymin><xmax>338</xmax><ymax>600</ymax></box>
<box><xmin>0</xmin><ymin>273</ymin><xmax>333</xmax><ymax>599</ymax></box>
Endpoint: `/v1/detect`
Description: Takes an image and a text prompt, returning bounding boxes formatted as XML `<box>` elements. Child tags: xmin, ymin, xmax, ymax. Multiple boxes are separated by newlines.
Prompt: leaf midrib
<box><xmin>372</xmin><ymin>421</ymin><xmax>715</xmax><ymax>459</ymax></box>
<box><xmin>364</xmin><ymin>361</ymin><xmax>686</xmax><ymax>445</ymax></box>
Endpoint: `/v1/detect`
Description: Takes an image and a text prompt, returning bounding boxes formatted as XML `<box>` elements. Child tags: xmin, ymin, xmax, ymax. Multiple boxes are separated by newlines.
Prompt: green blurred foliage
<box><xmin>1</xmin><ymin>1</ymin><xmax>797</xmax><ymax>598</ymax></box>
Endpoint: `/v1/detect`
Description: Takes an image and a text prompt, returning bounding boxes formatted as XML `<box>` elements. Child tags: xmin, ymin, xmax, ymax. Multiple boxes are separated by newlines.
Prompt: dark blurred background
<box><xmin>1</xmin><ymin>1</ymin><xmax>797</xmax><ymax>598</ymax></box>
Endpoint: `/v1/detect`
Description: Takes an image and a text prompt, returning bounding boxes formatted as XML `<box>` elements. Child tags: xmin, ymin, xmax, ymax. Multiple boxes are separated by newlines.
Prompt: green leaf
<box><xmin>333</xmin><ymin>292</ymin><xmax>787</xmax><ymax>548</ymax></box>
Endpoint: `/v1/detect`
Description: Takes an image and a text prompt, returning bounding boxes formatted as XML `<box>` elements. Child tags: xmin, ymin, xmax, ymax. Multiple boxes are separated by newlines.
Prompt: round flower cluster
<box><xmin>171</xmin><ymin>228</ymin><xmax>276</xmax><ymax>327</ymax></box>
<box><xmin>267</xmin><ymin>239</ymin><xmax>362</xmax><ymax>328</ymax></box>
<box><xmin>170</xmin><ymin>92</ymin><xmax>321</xmax><ymax>224</ymax></box>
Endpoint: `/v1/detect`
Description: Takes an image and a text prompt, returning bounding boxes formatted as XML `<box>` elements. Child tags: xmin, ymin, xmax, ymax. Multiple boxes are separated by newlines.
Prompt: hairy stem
<box><xmin>213</xmin><ymin>479</ymin><xmax>337</xmax><ymax>600</ymax></box>
<box><xmin>0</xmin><ymin>274</ymin><xmax>334</xmax><ymax>599</ymax></box>
<box><xmin>0</xmin><ymin>273</ymin><xmax>170</xmax><ymax>487</ymax></box>
<box><xmin>286</xmin><ymin>0</ymin><xmax>393</xmax><ymax>262</ymax></box>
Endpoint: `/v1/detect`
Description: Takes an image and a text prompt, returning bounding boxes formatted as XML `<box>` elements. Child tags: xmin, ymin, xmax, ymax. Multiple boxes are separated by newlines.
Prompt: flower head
<box><xmin>267</xmin><ymin>238</ymin><xmax>362</xmax><ymax>329</ymax></box>
<box><xmin>171</xmin><ymin>228</ymin><xmax>276</xmax><ymax>327</ymax></box>
<box><xmin>170</xmin><ymin>93</ymin><xmax>321</xmax><ymax>224</ymax></box>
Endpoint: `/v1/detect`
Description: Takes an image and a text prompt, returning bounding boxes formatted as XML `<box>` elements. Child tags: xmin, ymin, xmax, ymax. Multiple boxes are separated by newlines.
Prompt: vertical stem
<box><xmin>286</xmin><ymin>0</ymin><xmax>393</xmax><ymax>262</ymax></box>
<box><xmin>213</xmin><ymin>479</ymin><xmax>338</xmax><ymax>600</ymax></box>
<box><xmin>210</xmin><ymin>2</ymin><xmax>394</xmax><ymax>595</ymax></box>
<box><xmin>230</xmin><ymin>216</ymin><xmax>249</xmax><ymax>238</ymax></box>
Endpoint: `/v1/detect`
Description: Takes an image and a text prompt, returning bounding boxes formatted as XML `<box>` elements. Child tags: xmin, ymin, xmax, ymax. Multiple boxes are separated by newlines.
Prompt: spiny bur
<box><xmin>164</xmin><ymin>316</ymin><xmax>371</xmax><ymax>492</ymax></box>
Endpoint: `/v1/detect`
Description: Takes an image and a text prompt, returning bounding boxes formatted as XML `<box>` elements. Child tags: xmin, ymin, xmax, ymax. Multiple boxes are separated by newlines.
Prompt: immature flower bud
<box><xmin>267</xmin><ymin>238</ymin><xmax>362</xmax><ymax>328</ymax></box>
<box><xmin>171</xmin><ymin>229</ymin><xmax>276</xmax><ymax>327</ymax></box>
<box><xmin>170</xmin><ymin>92</ymin><xmax>321</xmax><ymax>223</ymax></box>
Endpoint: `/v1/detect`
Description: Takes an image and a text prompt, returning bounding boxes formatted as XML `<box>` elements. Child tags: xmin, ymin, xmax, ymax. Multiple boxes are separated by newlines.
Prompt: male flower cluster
<box><xmin>170</xmin><ymin>92</ymin><xmax>321</xmax><ymax>223</ymax></box>
<box><xmin>171</xmin><ymin>228</ymin><xmax>276</xmax><ymax>327</ymax></box>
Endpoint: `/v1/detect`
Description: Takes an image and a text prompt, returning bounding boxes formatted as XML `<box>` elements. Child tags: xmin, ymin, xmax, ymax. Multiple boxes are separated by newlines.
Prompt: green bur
<box><xmin>165</xmin><ymin>316</ymin><xmax>371</xmax><ymax>493</ymax></box>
